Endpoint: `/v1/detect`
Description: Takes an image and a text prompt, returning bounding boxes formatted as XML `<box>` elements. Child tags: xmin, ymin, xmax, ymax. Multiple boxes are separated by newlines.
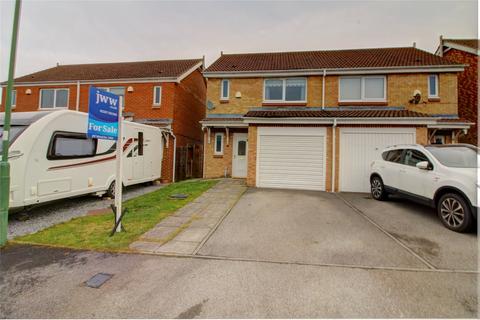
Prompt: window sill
<box><xmin>262</xmin><ymin>102</ymin><xmax>307</xmax><ymax>106</ymax></box>
<box><xmin>213</xmin><ymin>154</ymin><xmax>224</xmax><ymax>158</ymax></box>
<box><xmin>220</xmin><ymin>99</ymin><xmax>229</xmax><ymax>104</ymax></box>
<box><xmin>152</xmin><ymin>105</ymin><xmax>161</xmax><ymax>108</ymax></box>
<box><xmin>338</xmin><ymin>101</ymin><xmax>387</xmax><ymax>106</ymax></box>
<box><xmin>428</xmin><ymin>97</ymin><xmax>440</xmax><ymax>102</ymax></box>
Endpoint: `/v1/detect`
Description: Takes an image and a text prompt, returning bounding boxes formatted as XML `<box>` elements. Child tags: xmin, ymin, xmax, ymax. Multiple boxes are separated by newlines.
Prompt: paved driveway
<box><xmin>199</xmin><ymin>188</ymin><xmax>477</xmax><ymax>271</ymax></box>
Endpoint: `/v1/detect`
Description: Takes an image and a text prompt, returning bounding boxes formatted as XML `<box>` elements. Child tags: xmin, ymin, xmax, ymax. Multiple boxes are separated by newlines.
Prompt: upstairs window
<box><xmin>153</xmin><ymin>86</ymin><xmax>162</xmax><ymax>106</ymax></box>
<box><xmin>221</xmin><ymin>79</ymin><xmax>229</xmax><ymax>100</ymax></box>
<box><xmin>40</xmin><ymin>88</ymin><xmax>69</xmax><ymax>109</ymax></box>
<box><xmin>428</xmin><ymin>75</ymin><xmax>439</xmax><ymax>98</ymax></box>
<box><xmin>339</xmin><ymin>76</ymin><xmax>386</xmax><ymax>102</ymax></box>
<box><xmin>264</xmin><ymin>78</ymin><xmax>306</xmax><ymax>102</ymax></box>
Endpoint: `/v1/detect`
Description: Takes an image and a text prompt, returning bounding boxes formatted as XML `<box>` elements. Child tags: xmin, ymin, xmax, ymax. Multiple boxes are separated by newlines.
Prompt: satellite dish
<box><xmin>207</xmin><ymin>100</ymin><xmax>215</xmax><ymax>110</ymax></box>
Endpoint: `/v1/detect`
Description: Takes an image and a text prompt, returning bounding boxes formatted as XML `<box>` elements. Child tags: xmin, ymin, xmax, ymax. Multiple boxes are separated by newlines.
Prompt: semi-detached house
<box><xmin>0</xmin><ymin>58</ymin><xmax>206</xmax><ymax>183</ymax></box>
<box><xmin>201</xmin><ymin>46</ymin><xmax>472</xmax><ymax>193</ymax></box>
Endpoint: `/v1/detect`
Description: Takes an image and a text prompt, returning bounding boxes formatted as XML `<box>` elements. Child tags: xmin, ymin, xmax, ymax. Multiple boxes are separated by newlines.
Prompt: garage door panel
<box><xmin>339</xmin><ymin>128</ymin><xmax>415</xmax><ymax>192</ymax></box>
<box><xmin>257</xmin><ymin>127</ymin><xmax>326</xmax><ymax>191</ymax></box>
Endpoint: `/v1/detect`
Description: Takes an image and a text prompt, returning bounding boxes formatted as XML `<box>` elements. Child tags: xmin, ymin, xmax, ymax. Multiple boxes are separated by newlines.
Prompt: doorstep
<box><xmin>129</xmin><ymin>179</ymin><xmax>247</xmax><ymax>255</ymax></box>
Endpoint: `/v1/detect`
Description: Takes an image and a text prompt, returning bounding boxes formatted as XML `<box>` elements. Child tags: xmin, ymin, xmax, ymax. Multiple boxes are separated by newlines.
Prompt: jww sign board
<box><xmin>87</xmin><ymin>87</ymin><xmax>120</xmax><ymax>140</ymax></box>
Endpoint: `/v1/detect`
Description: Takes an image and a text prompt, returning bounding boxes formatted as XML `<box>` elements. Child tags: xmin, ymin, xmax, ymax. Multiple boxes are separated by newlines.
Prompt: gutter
<box><xmin>203</xmin><ymin>64</ymin><xmax>467</xmax><ymax>78</ymax></box>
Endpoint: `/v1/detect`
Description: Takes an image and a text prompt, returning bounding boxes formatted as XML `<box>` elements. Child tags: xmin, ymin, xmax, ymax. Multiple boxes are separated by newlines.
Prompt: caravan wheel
<box><xmin>106</xmin><ymin>181</ymin><xmax>116</xmax><ymax>198</ymax></box>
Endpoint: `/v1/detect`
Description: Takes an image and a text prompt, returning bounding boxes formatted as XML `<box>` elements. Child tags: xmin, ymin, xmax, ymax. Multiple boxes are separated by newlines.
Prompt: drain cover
<box><xmin>169</xmin><ymin>193</ymin><xmax>188</xmax><ymax>199</ymax></box>
<box><xmin>85</xmin><ymin>273</ymin><xmax>113</xmax><ymax>288</ymax></box>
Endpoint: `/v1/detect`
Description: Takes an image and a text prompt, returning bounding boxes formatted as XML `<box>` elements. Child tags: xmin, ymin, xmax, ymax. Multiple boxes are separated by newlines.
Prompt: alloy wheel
<box><xmin>440</xmin><ymin>197</ymin><xmax>465</xmax><ymax>228</ymax></box>
<box><xmin>371</xmin><ymin>179</ymin><xmax>383</xmax><ymax>199</ymax></box>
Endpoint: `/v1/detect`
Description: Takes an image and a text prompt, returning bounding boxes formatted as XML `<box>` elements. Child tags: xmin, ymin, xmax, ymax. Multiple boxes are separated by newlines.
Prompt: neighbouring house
<box><xmin>436</xmin><ymin>37</ymin><xmax>479</xmax><ymax>145</ymax></box>
<box><xmin>0</xmin><ymin>58</ymin><xmax>206</xmax><ymax>182</ymax></box>
<box><xmin>201</xmin><ymin>46</ymin><xmax>470</xmax><ymax>192</ymax></box>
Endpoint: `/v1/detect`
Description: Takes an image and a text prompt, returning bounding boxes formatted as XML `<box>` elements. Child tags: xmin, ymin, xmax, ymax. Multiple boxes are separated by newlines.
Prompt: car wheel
<box><xmin>106</xmin><ymin>181</ymin><xmax>116</xmax><ymax>198</ymax></box>
<box><xmin>371</xmin><ymin>176</ymin><xmax>387</xmax><ymax>200</ymax></box>
<box><xmin>437</xmin><ymin>193</ymin><xmax>473</xmax><ymax>233</ymax></box>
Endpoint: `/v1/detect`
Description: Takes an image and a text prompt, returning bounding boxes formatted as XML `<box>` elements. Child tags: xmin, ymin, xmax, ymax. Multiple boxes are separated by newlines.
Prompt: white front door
<box><xmin>232</xmin><ymin>133</ymin><xmax>248</xmax><ymax>178</ymax></box>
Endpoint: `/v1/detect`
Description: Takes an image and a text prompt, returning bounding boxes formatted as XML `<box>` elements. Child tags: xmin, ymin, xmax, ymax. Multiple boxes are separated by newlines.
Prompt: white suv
<box><xmin>370</xmin><ymin>144</ymin><xmax>478</xmax><ymax>232</ymax></box>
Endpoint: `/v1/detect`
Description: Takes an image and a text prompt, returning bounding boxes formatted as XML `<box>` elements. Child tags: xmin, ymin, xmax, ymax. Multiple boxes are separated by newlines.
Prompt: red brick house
<box><xmin>436</xmin><ymin>37</ymin><xmax>478</xmax><ymax>145</ymax></box>
<box><xmin>0</xmin><ymin>58</ymin><xmax>206</xmax><ymax>182</ymax></box>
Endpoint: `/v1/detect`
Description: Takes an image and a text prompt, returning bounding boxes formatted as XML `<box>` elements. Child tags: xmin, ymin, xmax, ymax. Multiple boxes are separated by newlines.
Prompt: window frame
<box><xmin>47</xmin><ymin>131</ymin><xmax>98</xmax><ymax>160</ymax></box>
<box><xmin>39</xmin><ymin>88</ymin><xmax>70</xmax><ymax>109</ymax></box>
<box><xmin>153</xmin><ymin>86</ymin><xmax>162</xmax><ymax>107</ymax></box>
<box><xmin>338</xmin><ymin>75</ymin><xmax>387</xmax><ymax>103</ymax></box>
<box><xmin>263</xmin><ymin>78</ymin><xmax>307</xmax><ymax>103</ymax></box>
<box><xmin>220</xmin><ymin>79</ymin><xmax>230</xmax><ymax>100</ymax></box>
<box><xmin>214</xmin><ymin>132</ymin><xmax>224</xmax><ymax>155</ymax></box>
<box><xmin>428</xmin><ymin>74</ymin><xmax>439</xmax><ymax>98</ymax></box>
<box><xmin>11</xmin><ymin>89</ymin><xmax>16</xmax><ymax>108</ymax></box>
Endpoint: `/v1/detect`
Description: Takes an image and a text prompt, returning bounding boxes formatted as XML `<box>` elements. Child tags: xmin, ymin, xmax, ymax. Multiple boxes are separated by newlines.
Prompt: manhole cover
<box><xmin>169</xmin><ymin>193</ymin><xmax>188</xmax><ymax>200</ymax></box>
<box><xmin>85</xmin><ymin>273</ymin><xmax>113</xmax><ymax>288</ymax></box>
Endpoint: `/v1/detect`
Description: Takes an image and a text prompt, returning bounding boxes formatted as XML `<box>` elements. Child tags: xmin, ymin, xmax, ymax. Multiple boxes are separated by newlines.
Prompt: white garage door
<box><xmin>339</xmin><ymin>127</ymin><xmax>416</xmax><ymax>192</ymax></box>
<box><xmin>257</xmin><ymin>127</ymin><xmax>326</xmax><ymax>191</ymax></box>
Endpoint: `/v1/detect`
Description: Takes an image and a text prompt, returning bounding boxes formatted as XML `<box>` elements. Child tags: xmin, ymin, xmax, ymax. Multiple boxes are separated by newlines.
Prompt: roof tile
<box><xmin>12</xmin><ymin>59</ymin><xmax>203</xmax><ymax>83</ymax></box>
<box><xmin>205</xmin><ymin>47</ymin><xmax>458</xmax><ymax>73</ymax></box>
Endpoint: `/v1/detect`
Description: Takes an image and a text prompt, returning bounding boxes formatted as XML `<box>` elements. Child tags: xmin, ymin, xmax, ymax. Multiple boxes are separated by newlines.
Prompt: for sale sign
<box><xmin>87</xmin><ymin>87</ymin><xmax>120</xmax><ymax>140</ymax></box>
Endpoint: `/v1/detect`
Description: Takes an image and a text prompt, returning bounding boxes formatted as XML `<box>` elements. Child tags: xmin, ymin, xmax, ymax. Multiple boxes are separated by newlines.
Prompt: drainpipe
<box><xmin>331</xmin><ymin>118</ymin><xmax>337</xmax><ymax>193</ymax></box>
<box><xmin>322</xmin><ymin>69</ymin><xmax>326</xmax><ymax>109</ymax></box>
<box><xmin>171</xmin><ymin>131</ymin><xmax>177</xmax><ymax>182</ymax></box>
<box><xmin>75</xmin><ymin>81</ymin><xmax>80</xmax><ymax>111</ymax></box>
<box><xmin>202</xmin><ymin>128</ymin><xmax>207</xmax><ymax>178</ymax></box>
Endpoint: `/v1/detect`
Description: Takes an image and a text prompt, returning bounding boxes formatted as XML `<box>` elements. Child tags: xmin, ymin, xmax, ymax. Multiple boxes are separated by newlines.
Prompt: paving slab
<box><xmin>175</xmin><ymin>228</ymin><xmax>211</xmax><ymax>242</ymax></box>
<box><xmin>130</xmin><ymin>179</ymin><xmax>246</xmax><ymax>254</ymax></box>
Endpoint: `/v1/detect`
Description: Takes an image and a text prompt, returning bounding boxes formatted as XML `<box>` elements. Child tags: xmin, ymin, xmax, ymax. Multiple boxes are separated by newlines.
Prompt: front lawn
<box><xmin>13</xmin><ymin>179</ymin><xmax>218</xmax><ymax>251</ymax></box>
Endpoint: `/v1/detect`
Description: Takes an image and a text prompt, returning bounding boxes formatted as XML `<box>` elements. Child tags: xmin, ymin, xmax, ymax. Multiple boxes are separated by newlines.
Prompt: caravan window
<box><xmin>48</xmin><ymin>132</ymin><xmax>97</xmax><ymax>160</ymax></box>
<box><xmin>138</xmin><ymin>132</ymin><xmax>144</xmax><ymax>156</ymax></box>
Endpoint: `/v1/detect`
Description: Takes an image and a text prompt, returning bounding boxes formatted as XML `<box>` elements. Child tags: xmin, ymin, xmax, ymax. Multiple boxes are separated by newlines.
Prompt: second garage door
<box><xmin>257</xmin><ymin>127</ymin><xmax>326</xmax><ymax>191</ymax></box>
<box><xmin>339</xmin><ymin>127</ymin><xmax>416</xmax><ymax>192</ymax></box>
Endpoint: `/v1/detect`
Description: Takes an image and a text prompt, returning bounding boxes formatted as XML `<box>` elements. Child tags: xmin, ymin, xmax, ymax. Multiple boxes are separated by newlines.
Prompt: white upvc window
<box><xmin>264</xmin><ymin>78</ymin><xmax>307</xmax><ymax>103</ymax></box>
<box><xmin>214</xmin><ymin>132</ymin><xmax>224</xmax><ymax>155</ymax></box>
<box><xmin>220</xmin><ymin>79</ymin><xmax>229</xmax><ymax>100</ymax></box>
<box><xmin>39</xmin><ymin>88</ymin><xmax>69</xmax><ymax>109</ymax></box>
<box><xmin>153</xmin><ymin>86</ymin><xmax>162</xmax><ymax>106</ymax></box>
<box><xmin>98</xmin><ymin>87</ymin><xmax>125</xmax><ymax>108</ymax></box>
<box><xmin>11</xmin><ymin>90</ymin><xmax>16</xmax><ymax>108</ymax></box>
<box><xmin>428</xmin><ymin>74</ymin><xmax>439</xmax><ymax>98</ymax></box>
<box><xmin>339</xmin><ymin>76</ymin><xmax>386</xmax><ymax>102</ymax></box>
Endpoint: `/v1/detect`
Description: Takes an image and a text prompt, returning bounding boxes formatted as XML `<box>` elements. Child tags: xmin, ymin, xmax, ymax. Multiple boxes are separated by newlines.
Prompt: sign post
<box><xmin>87</xmin><ymin>87</ymin><xmax>123</xmax><ymax>233</ymax></box>
<box><xmin>0</xmin><ymin>0</ymin><xmax>21</xmax><ymax>246</ymax></box>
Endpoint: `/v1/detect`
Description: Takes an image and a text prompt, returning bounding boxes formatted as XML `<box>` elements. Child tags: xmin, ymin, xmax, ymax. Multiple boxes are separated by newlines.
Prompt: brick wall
<box><xmin>246</xmin><ymin>126</ymin><xmax>257</xmax><ymax>187</ymax></box>
<box><xmin>206</xmin><ymin>73</ymin><xmax>458</xmax><ymax>116</ymax></box>
<box><xmin>443</xmin><ymin>48</ymin><xmax>478</xmax><ymax>145</ymax></box>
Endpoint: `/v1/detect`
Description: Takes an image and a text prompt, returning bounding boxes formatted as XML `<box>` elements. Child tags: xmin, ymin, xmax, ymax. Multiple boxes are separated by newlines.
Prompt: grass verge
<box><xmin>13</xmin><ymin>179</ymin><xmax>218</xmax><ymax>251</ymax></box>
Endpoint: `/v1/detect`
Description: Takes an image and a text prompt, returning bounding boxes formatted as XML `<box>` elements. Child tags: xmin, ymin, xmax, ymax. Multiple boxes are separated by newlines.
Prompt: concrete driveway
<box><xmin>199</xmin><ymin>188</ymin><xmax>477</xmax><ymax>271</ymax></box>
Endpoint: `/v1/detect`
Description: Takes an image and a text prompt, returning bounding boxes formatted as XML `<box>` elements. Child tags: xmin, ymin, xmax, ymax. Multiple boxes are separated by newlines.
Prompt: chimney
<box><xmin>413</xmin><ymin>42</ymin><xmax>416</xmax><ymax>48</ymax></box>
<box><xmin>439</xmin><ymin>35</ymin><xmax>444</xmax><ymax>57</ymax></box>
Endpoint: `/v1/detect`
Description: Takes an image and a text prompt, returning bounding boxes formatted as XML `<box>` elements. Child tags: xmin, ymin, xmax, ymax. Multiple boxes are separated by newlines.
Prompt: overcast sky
<box><xmin>0</xmin><ymin>0</ymin><xmax>477</xmax><ymax>81</ymax></box>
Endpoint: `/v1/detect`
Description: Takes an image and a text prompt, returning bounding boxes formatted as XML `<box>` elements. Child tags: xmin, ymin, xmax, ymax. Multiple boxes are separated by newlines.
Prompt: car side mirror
<box><xmin>416</xmin><ymin>161</ymin><xmax>431</xmax><ymax>170</ymax></box>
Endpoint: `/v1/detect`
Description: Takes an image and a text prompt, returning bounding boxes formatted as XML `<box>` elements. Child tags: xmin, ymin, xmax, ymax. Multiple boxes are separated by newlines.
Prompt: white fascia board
<box><xmin>443</xmin><ymin>41</ymin><xmax>479</xmax><ymax>56</ymax></box>
<box><xmin>203</xmin><ymin>65</ymin><xmax>466</xmax><ymax>78</ymax></box>
<box><xmin>244</xmin><ymin>117</ymin><xmax>437</xmax><ymax>125</ymax></box>
<box><xmin>200</xmin><ymin>121</ymin><xmax>247</xmax><ymax>129</ymax></box>
<box><xmin>428</xmin><ymin>123</ymin><xmax>472</xmax><ymax>129</ymax></box>
<box><xmin>2</xmin><ymin>77</ymin><xmax>179</xmax><ymax>87</ymax></box>
<box><xmin>176</xmin><ymin>61</ymin><xmax>204</xmax><ymax>83</ymax></box>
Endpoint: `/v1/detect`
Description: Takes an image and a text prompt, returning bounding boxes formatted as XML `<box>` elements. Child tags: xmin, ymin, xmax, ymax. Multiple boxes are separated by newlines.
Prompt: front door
<box><xmin>232</xmin><ymin>133</ymin><xmax>248</xmax><ymax>178</ymax></box>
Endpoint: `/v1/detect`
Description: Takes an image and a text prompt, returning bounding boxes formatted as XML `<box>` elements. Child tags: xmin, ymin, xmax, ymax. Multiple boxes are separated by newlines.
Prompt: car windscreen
<box><xmin>0</xmin><ymin>125</ymin><xmax>27</xmax><ymax>153</ymax></box>
<box><xmin>426</xmin><ymin>146</ymin><xmax>478</xmax><ymax>168</ymax></box>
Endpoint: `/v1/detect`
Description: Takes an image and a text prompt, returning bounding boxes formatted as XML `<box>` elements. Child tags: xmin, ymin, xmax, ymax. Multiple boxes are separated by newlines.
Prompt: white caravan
<box><xmin>0</xmin><ymin>110</ymin><xmax>164</xmax><ymax>210</ymax></box>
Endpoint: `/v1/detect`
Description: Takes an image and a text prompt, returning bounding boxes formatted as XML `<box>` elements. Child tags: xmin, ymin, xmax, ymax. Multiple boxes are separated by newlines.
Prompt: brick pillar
<box><xmin>246</xmin><ymin>126</ymin><xmax>257</xmax><ymax>187</ymax></box>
